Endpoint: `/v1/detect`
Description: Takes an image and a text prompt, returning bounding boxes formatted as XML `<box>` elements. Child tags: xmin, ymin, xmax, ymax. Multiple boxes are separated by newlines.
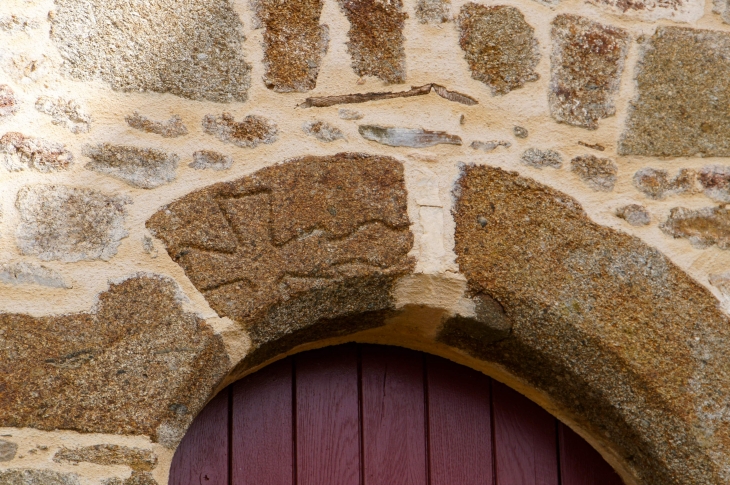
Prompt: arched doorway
<box><xmin>169</xmin><ymin>344</ymin><xmax>624</xmax><ymax>485</ymax></box>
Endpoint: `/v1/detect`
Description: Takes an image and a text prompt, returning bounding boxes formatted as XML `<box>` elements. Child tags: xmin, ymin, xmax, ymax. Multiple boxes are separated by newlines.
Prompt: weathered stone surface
<box><xmin>458</xmin><ymin>4</ymin><xmax>540</xmax><ymax>95</ymax></box>
<box><xmin>616</xmin><ymin>204</ymin><xmax>651</xmax><ymax>227</ymax></box>
<box><xmin>339</xmin><ymin>0</ymin><xmax>407</xmax><ymax>83</ymax></box>
<box><xmin>0</xmin><ymin>469</ymin><xmax>79</xmax><ymax>485</ymax></box>
<box><xmin>0</xmin><ymin>275</ymin><xmax>229</xmax><ymax>447</ymax></box>
<box><xmin>252</xmin><ymin>0</ymin><xmax>328</xmax><ymax>92</ymax></box>
<box><xmin>660</xmin><ymin>206</ymin><xmax>730</xmax><ymax>249</ymax></box>
<box><xmin>147</xmin><ymin>153</ymin><xmax>414</xmax><ymax>369</ymax></box>
<box><xmin>470</xmin><ymin>140</ymin><xmax>511</xmax><ymax>152</ymax></box>
<box><xmin>0</xmin><ymin>262</ymin><xmax>71</xmax><ymax>288</ymax></box>
<box><xmin>416</xmin><ymin>0</ymin><xmax>451</xmax><ymax>24</ymax></box>
<box><xmin>588</xmin><ymin>0</ymin><xmax>704</xmax><ymax>22</ymax></box>
<box><xmin>549</xmin><ymin>15</ymin><xmax>629</xmax><ymax>130</ymax></box>
<box><xmin>359</xmin><ymin>125</ymin><xmax>461</xmax><ymax>147</ymax></box>
<box><xmin>0</xmin><ymin>439</ymin><xmax>18</xmax><ymax>461</ymax></box>
<box><xmin>35</xmin><ymin>96</ymin><xmax>91</xmax><ymax>134</ymax></box>
<box><xmin>202</xmin><ymin>113</ymin><xmax>278</xmax><ymax>148</ymax></box>
<box><xmin>16</xmin><ymin>185</ymin><xmax>129</xmax><ymax>262</ymax></box>
<box><xmin>189</xmin><ymin>150</ymin><xmax>233</xmax><ymax>171</ymax></box>
<box><xmin>103</xmin><ymin>472</ymin><xmax>158</xmax><ymax>485</ymax></box>
<box><xmin>633</xmin><ymin>168</ymin><xmax>697</xmax><ymax>200</ymax></box>
<box><xmin>84</xmin><ymin>144</ymin><xmax>178</xmax><ymax>189</ymax></box>
<box><xmin>125</xmin><ymin>113</ymin><xmax>188</xmax><ymax>138</ymax></box>
<box><xmin>339</xmin><ymin>109</ymin><xmax>363</xmax><ymax>120</ymax></box>
<box><xmin>513</xmin><ymin>126</ymin><xmax>528</xmax><ymax>139</ymax></box>
<box><xmin>454</xmin><ymin>165</ymin><xmax>730</xmax><ymax>485</ymax></box>
<box><xmin>50</xmin><ymin>0</ymin><xmax>250</xmax><ymax>103</ymax></box>
<box><xmin>520</xmin><ymin>148</ymin><xmax>562</xmax><ymax>169</ymax></box>
<box><xmin>0</xmin><ymin>85</ymin><xmax>18</xmax><ymax>119</ymax></box>
<box><xmin>438</xmin><ymin>294</ymin><xmax>512</xmax><ymax>351</ymax></box>
<box><xmin>1</xmin><ymin>132</ymin><xmax>73</xmax><ymax>172</ymax></box>
<box><xmin>303</xmin><ymin>121</ymin><xmax>345</xmax><ymax>142</ymax></box>
<box><xmin>570</xmin><ymin>155</ymin><xmax>617</xmax><ymax>192</ymax></box>
<box><xmin>699</xmin><ymin>166</ymin><xmax>730</xmax><ymax>203</ymax></box>
<box><xmin>54</xmin><ymin>444</ymin><xmax>157</xmax><ymax>471</ymax></box>
<box><xmin>620</xmin><ymin>27</ymin><xmax>730</xmax><ymax>157</ymax></box>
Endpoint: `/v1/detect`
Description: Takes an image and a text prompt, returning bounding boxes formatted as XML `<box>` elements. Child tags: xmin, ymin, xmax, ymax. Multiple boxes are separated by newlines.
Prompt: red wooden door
<box><xmin>169</xmin><ymin>344</ymin><xmax>624</xmax><ymax>485</ymax></box>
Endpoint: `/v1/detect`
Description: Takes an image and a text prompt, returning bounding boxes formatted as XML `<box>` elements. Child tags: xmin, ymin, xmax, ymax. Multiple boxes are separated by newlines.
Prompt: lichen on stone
<box><xmin>35</xmin><ymin>96</ymin><xmax>91</xmax><ymax>134</ymax></box>
<box><xmin>415</xmin><ymin>0</ymin><xmax>451</xmax><ymax>24</ymax></box>
<box><xmin>54</xmin><ymin>444</ymin><xmax>157</xmax><ymax>471</ymax></box>
<box><xmin>303</xmin><ymin>120</ymin><xmax>345</xmax><ymax>142</ymax></box>
<box><xmin>633</xmin><ymin>167</ymin><xmax>697</xmax><ymax>200</ymax></box>
<box><xmin>660</xmin><ymin>206</ymin><xmax>730</xmax><ymax>249</ymax></box>
<box><xmin>189</xmin><ymin>150</ymin><xmax>233</xmax><ymax>171</ymax></box>
<box><xmin>520</xmin><ymin>148</ymin><xmax>562</xmax><ymax>169</ymax></box>
<box><xmin>570</xmin><ymin>155</ymin><xmax>617</xmax><ymax>192</ymax></box>
<box><xmin>616</xmin><ymin>204</ymin><xmax>651</xmax><ymax>227</ymax></box>
<box><xmin>84</xmin><ymin>144</ymin><xmax>178</xmax><ymax>189</ymax></box>
<box><xmin>458</xmin><ymin>4</ymin><xmax>540</xmax><ymax>95</ymax></box>
<box><xmin>0</xmin><ymin>132</ymin><xmax>73</xmax><ymax>172</ymax></box>
<box><xmin>0</xmin><ymin>85</ymin><xmax>19</xmax><ymax>119</ymax></box>
<box><xmin>15</xmin><ymin>185</ymin><xmax>130</xmax><ymax>262</ymax></box>
<box><xmin>202</xmin><ymin>113</ymin><xmax>278</xmax><ymax>148</ymax></box>
<box><xmin>49</xmin><ymin>0</ymin><xmax>251</xmax><ymax>102</ymax></box>
<box><xmin>549</xmin><ymin>15</ymin><xmax>629</xmax><ymax>130</ymax></box>
<box><xmin>125</xmin><ymin>112</ymin><xmax>188</xmax><ymax>138</ymax></box>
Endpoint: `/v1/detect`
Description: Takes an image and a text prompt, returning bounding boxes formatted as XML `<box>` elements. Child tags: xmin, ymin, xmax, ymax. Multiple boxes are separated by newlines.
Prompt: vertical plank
<box><xmin>296</xmin><ymin>345</ymin><xmax>360</xmax><ymax>485</ymax></box>
<box><xmin>426</xmin><ymin>355</ymin><xmax>493</xmax><ymax>485</ymax></box>
<box><xmin>168</xmin><ymin>388</ymin><xmax>229</xmax><ymax>485</ymax></box>
<box><xmin>492</xmin><ymin>381</ymin><xmax>559</xmax><ymax>485</ymax></box>
<box><xmin>559</xmin><ymin>423</ymin><xmax>624</xmax><ymax>485</ymax></box>
<box><xmin>232</xmin><ymin>357</ymin><xmax>293</xmax><ymax>485</ymax></box>
<box><xmin>361</xmin><ymin>345</ymin><xmax>427</xmax><ymax>485</ymax></box>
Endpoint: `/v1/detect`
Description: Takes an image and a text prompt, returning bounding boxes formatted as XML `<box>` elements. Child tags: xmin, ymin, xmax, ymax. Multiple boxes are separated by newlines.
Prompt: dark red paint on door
<box><xmin>169</xmin><ymin>344</ymin><xmax>624</xmax><ymax>485</ymax></box>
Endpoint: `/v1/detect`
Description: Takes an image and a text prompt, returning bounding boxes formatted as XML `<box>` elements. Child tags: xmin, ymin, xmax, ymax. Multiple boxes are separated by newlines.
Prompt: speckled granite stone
<box><xmin>84</xmin><ymin>144</ymin><xmax>178</xmax><ymax>189</ymax></box>
<box><xmin>54</xmin><ymin>444</ymin><xmax>157</xmax><ymax>471</ymax></box>
<box><xmin>661</xmin><ymin>206</ymin><xmax>730</xmax><ymax>249</ymax></box>
<box><xmin>454</xmin><ymin>165</ymin><xmax>730</xmax><ymax>485</ymax></box>
<box><xmin>570</xmin><ymin>155</ymin><xmax>617</xmax><ymax>192</ymax></box>
<box><xmin>0</xmin><ymin>275</ymin><xmax>229</xmax><ymax>448</ymax></box>
<box><xmin>0</xmin><ymin>469</ymin><xmax>79</xmax><ymax>485</ymax></box>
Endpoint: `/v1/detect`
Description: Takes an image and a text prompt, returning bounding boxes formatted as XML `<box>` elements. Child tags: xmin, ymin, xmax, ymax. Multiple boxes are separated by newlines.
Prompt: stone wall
<box><xmin>2</xmin><ymin>0</ymin><xmax>730</xmax><ymax>483</ymax></box>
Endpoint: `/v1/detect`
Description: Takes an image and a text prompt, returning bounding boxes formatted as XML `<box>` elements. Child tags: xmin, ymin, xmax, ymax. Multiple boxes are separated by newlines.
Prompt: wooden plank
<box><xmin>360</xmin><ymin>345</ymin><xmax>427</xmax><ymax>485</ymax></box>
<box><xmin>559</xmin><ymin>423</ymin><xmax>624</xmax><ymax>485</ymax></box>
<box><xmin>492</xmin><ymin>381</ymin><xmax>559</xmax><ymax>485</ymax></box>
<box><xmin>168</xmin><ymin>388</ymin><xmax>229</xmax><ymax>485</ymax></box>
<box><xmin>295</xmin><ymin>345</ymin><xmax>360</xmax><ymax>485</ymax></box>
<box><xmin>231</xmin><ymin>358</ymin><xmax>293</xmax><ymax>485</ymax></box>
<box><xmin>426</xmin><ymin>355</ymin><xmax>493</xmax><ymax>485</ymax></box>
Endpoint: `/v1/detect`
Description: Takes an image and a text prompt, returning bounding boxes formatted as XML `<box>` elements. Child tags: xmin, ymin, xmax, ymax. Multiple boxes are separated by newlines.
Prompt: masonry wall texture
<box><xmin>4</xmin><ymin>0</ymin><xmax>730</xmax><ymax>483</ymax></box>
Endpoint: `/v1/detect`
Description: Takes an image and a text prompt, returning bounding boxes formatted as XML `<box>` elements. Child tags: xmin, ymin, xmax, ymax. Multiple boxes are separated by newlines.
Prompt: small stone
<box><xmin>477</xmin><ymin>216</ymin><xmax>488</xmax><ymax>227</ymax></box>
<box><xmin>142</xmin><ymin>236</ymin><xmax>158</xmax><ymax>258</ymax></box>
<box><xmin>202</xmin><ymin>113</ymin><xmax>278</xmax><ymax>148</ymax></box>
<box><xmin>0</xmin><ymin>132</ymin><xmax>73</xmax><ymax>172</ymax></box>
<box><xmin>460</xmin><ymin>114</ymin><xmax>465</xmax><ymax>125</ymax></box>
<box><xmin>470</xmin><ymin>140</ymin><xmax>511</xmax><ymax>152</ymax></box>
<box><xmin>633</xmin><ymin>168</ymin><xmax>697</xmax><ymax>200</ymax></box>
<box><xmin>520</xmin><ymin>148</ymin><xmax>563</xmax><ymax>169</ymax></box>
<box><xmin>549</xmin><ymin>15</ymin><xmax>629</xmax><ymax>130</ymax></box>
<box><xmin>84</xmin><ymin>144</ymin><xmax>178</xmax><ymax>189</ymax></box>
<box><xmin>35</xmin><ymin>96</ymin><xmax>91</xmax><ymax>134</ymax></box>
<box><xmin>359</xmin><ymin>125</ymin><xmax>462</xmax><ymax>147</ymax></box>
<box><xmin>416</xmin><ymin>0</ymin><xmax>451</xmax><ymax>24</ymax></box>
<box><xmin>54</xmin><ymin>444</ymin><xmax>157</xmax><ymax>471</ymax></box>
<box><xmin>189</xmin><ymin>150</ymin><xmax>233</xmax><ymax>171</ymax></box>
<box><xmin>0</xmin><ymin>439</ymin><xmax>18</xmax><ymax>461</ymax></box>
<box><xmin>714</xmin><ymin>0</ymin><xmax>730</xmax><ymax>23</ymax></box>
<box><xmin>0</xmin><ymin>262</ymin><xmax>71</xmax><ymax>288</ymax></box>
<box><xmin>303</xmin><ymin>121</ymin><xmax>346</xmax><ymax>142</ymax></box>
<box><xmin>513</xmin><ymin>126</ymin><xmax>528</xmax><ymax>139</ymax></box>
<box><xmin>0</xmin><ymin>469</ymin><xmax>80</xmax><ymax>485</ymax></box>
<box><xmin>103</xmin><ymin>471</ymin><xmax>158</xmax><ymax>485</ymax></box>
<box><xmin>570</xmin><ymin>155</ymin><xmax>617</xmax><ymax>192</ymax></box>
<box><xmin>338</xmin><ymin>109</ymin><xmax>363</xmax><ymax>120</ymax></box>
<box><xmin>588</xmin><ymin>0</ymin><xmax>703</xmax><ymax>22</ymax></box>
<box><xmin>616</xmin><ymin>204</ymin><xmax>651</xmax><ymax>227</ymax></box>
<box><xmin>16</xmin><ymin>185</ymin><xmax>130</xmax><ymax>262</ymax></box>
<box><xmin>126</xmin><ymin>112</ymin><xmax>188</xmax><ymax>138</ymax></box>
<box><xmin>709</xmin><ymin>271</ymin><xmax>730</xmax><ymax>296</ymax></box>
<box><xmin>578</xmin><ymin>141</ymin><xmax>605</xmax><ymax>152</ymax></box>
<box><xmin>458</xmin><ymin>4</ymin><xmax>540</xmax><ymax>95</ymax></box>
<box><xmin>699</xmin><ymin>166</ymin><xmax>730</xmax><ymax>203</ymax></box>
<box><xmin>660</xmin><ymin>206</ymin><xmax>730</xmax><ymax>249</ymax></box>
<box><xmin>0</xmin><ymin>85</ymin><xmax>19</xmax><ymax>118</ymax></box>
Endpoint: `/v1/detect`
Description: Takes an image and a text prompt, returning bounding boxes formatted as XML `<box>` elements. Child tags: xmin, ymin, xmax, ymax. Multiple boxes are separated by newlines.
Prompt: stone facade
<box><xmin>3</xmin><ymin>0</ymin><xmax>730</xmax><ymax>483</ymax></box>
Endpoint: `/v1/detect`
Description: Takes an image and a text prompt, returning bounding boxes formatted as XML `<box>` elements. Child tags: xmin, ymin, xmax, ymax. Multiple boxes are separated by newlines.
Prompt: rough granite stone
<box><xmin>415</xmin><ymin>0</ymin><xmax>451</xmax><ymax>24</ymax></box>
<box><xmin>15</xmin><ymin>185</ymin><xmax>129</xmax><ymax>262</ymax></box>
<box><xmin>570</xmin><ymin>155</ymin><xmax>617</xmax><ymax>192</ymax></box>
<box><xmin>0</xmin><ymin>275</ymin><xmax>229</xmax><ymax>447</ymax></box>
<box><xmin>0</xmin><ymin>439</ymin><xmax>18</xmax><ymax>461</ymax></box>
<box><xmin>660</xmin><ymin>206</ymin><xmax>730</xmax><ymax>249</ymax></box>
<box><xmin>520</xmin><ymin>148</ymin><xmax>562</xmax><ymax>169</ymax></box>
<box><xmin>147</xmin><ymin>153</ymin><xmax>414</xmax><ymax>370</ymax></box>
<box><xmin>620</xmin><ymin>27</ymin><xmax>730</xmax><ymax>157</ymax></box>
<box><xmin>1</xmin><ymin>132</ymin><xmax>73</xmax><ymax>172</ymax></box>
<box><xmin>339</xmin><ymin>0</ymin><xmax>407</xmax><ymax>83</ymax></box>
<box><xmin>49</xmin><ymin>0</ymin><xmax>251</xmax><ymax>103</ymax></box>
<box><xmin>0</xmin><ymin>470</ymin><xmax>79</xmax><ymax>485</ymax></box>
<box><xmin>303</xmin><ymin>121</ymin><xmax>346</xmax><ymax>142</ymax></box>
<box><xmin>698</xmin><ymin>166</ymin><xmax>730</xmax><ymax>203</ymax></box>
<box><xmin>252</xmin><ymin>0</ymin><xmax>329</xmax><ymax>92</ymax></box>
<box><xmin>458</xmin><ymin>4</ymin><xmax>540</xmax><ymax>95</ymax></box>
<box><xmin>0</xmin><ymin>262</ymin><xmax>71</xmax><ymax>288</ymax></box>
<box><xmin>84</xmin><ymin>144</ymin><xmax>178</xmax><ymax>189</ymax></box>
<box><xmin>0</xmin><ymin>85</ymin><xmax>18</xmax><ymax>119</ymax></box>
<box><xmin>549</xmin><ymin>15</ymin><xmax>629</xmax><ymax>130</ymax></box>
<box><xmin>102</xmin><ymin>471</ymin><xmax>157</xmax><ymax>485</ymax></box>
<box><xmin>454</xmin><ymin>164</ymin><xmax>730</xmax><ymax>485</ymax></box>
<box><xmin>125</xmin><ymin>113</ymin><xmax>188</xmax><ymax>138</ymax></box>
<box><xmin>587</xmin><ymin>0</ymin><xmax>704</xmax><ymax>22</ymax></box>
<box><xmin>54</xmin><ymin>445</ymin><xmax>157</xmax><ymax>471</ymax></box>
<box><xmin>202</xmin><ymin>113</ymin><xmax>278</xmax><ymax>148</ymax></box>
<box><xmin>438</xmin><ymin>294</ymin><xmax>512</xmax><ymax>351</ymax></box>
<box><xmin>633</xmin><ymin>168</ymin><xmax>697</xmax><ymax>200</ymax></box>
<box><xmin>35</xmin><ymin>96</ymin><xmax>91</xmax><ymax>134</ymax></box>
<box><xmin>616</xmin><ymin>204</ymin><xmax>651</xmax><ymax>227</ymax></box>
<box><xmin>189</xmin><ymin>150</ymin><xmax>233</xmax><ymax>171</ymax></box>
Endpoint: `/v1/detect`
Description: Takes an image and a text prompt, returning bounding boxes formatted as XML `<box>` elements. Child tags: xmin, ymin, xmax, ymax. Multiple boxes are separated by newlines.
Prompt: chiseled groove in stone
<box><xmin>619</xmin><ymin>27</ymin><xmax>730</xmax><ymax>157</ymax></box>
<box><xmin>453</xmin><ymin>165</ymin><xmax>730</xmax><ymax>485</ymax></box>
<box><xmin>338</xmin><ymin>0</ymin><xmax>408</xmax><ymax>84</ymax></box>
<box><xmin>0</xmin><ymin>275</ymin><xmax>230</xmax><ymax>448</ymax></box>
<box><xmin>252</xmin><ymin>0</ymin><xmax>329</xmax><ymax>92</ymax></box>
<box><xmin>549</xmin><ymin>15</ymin><xmax>629</xmax><ymax>130</ymax></box>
